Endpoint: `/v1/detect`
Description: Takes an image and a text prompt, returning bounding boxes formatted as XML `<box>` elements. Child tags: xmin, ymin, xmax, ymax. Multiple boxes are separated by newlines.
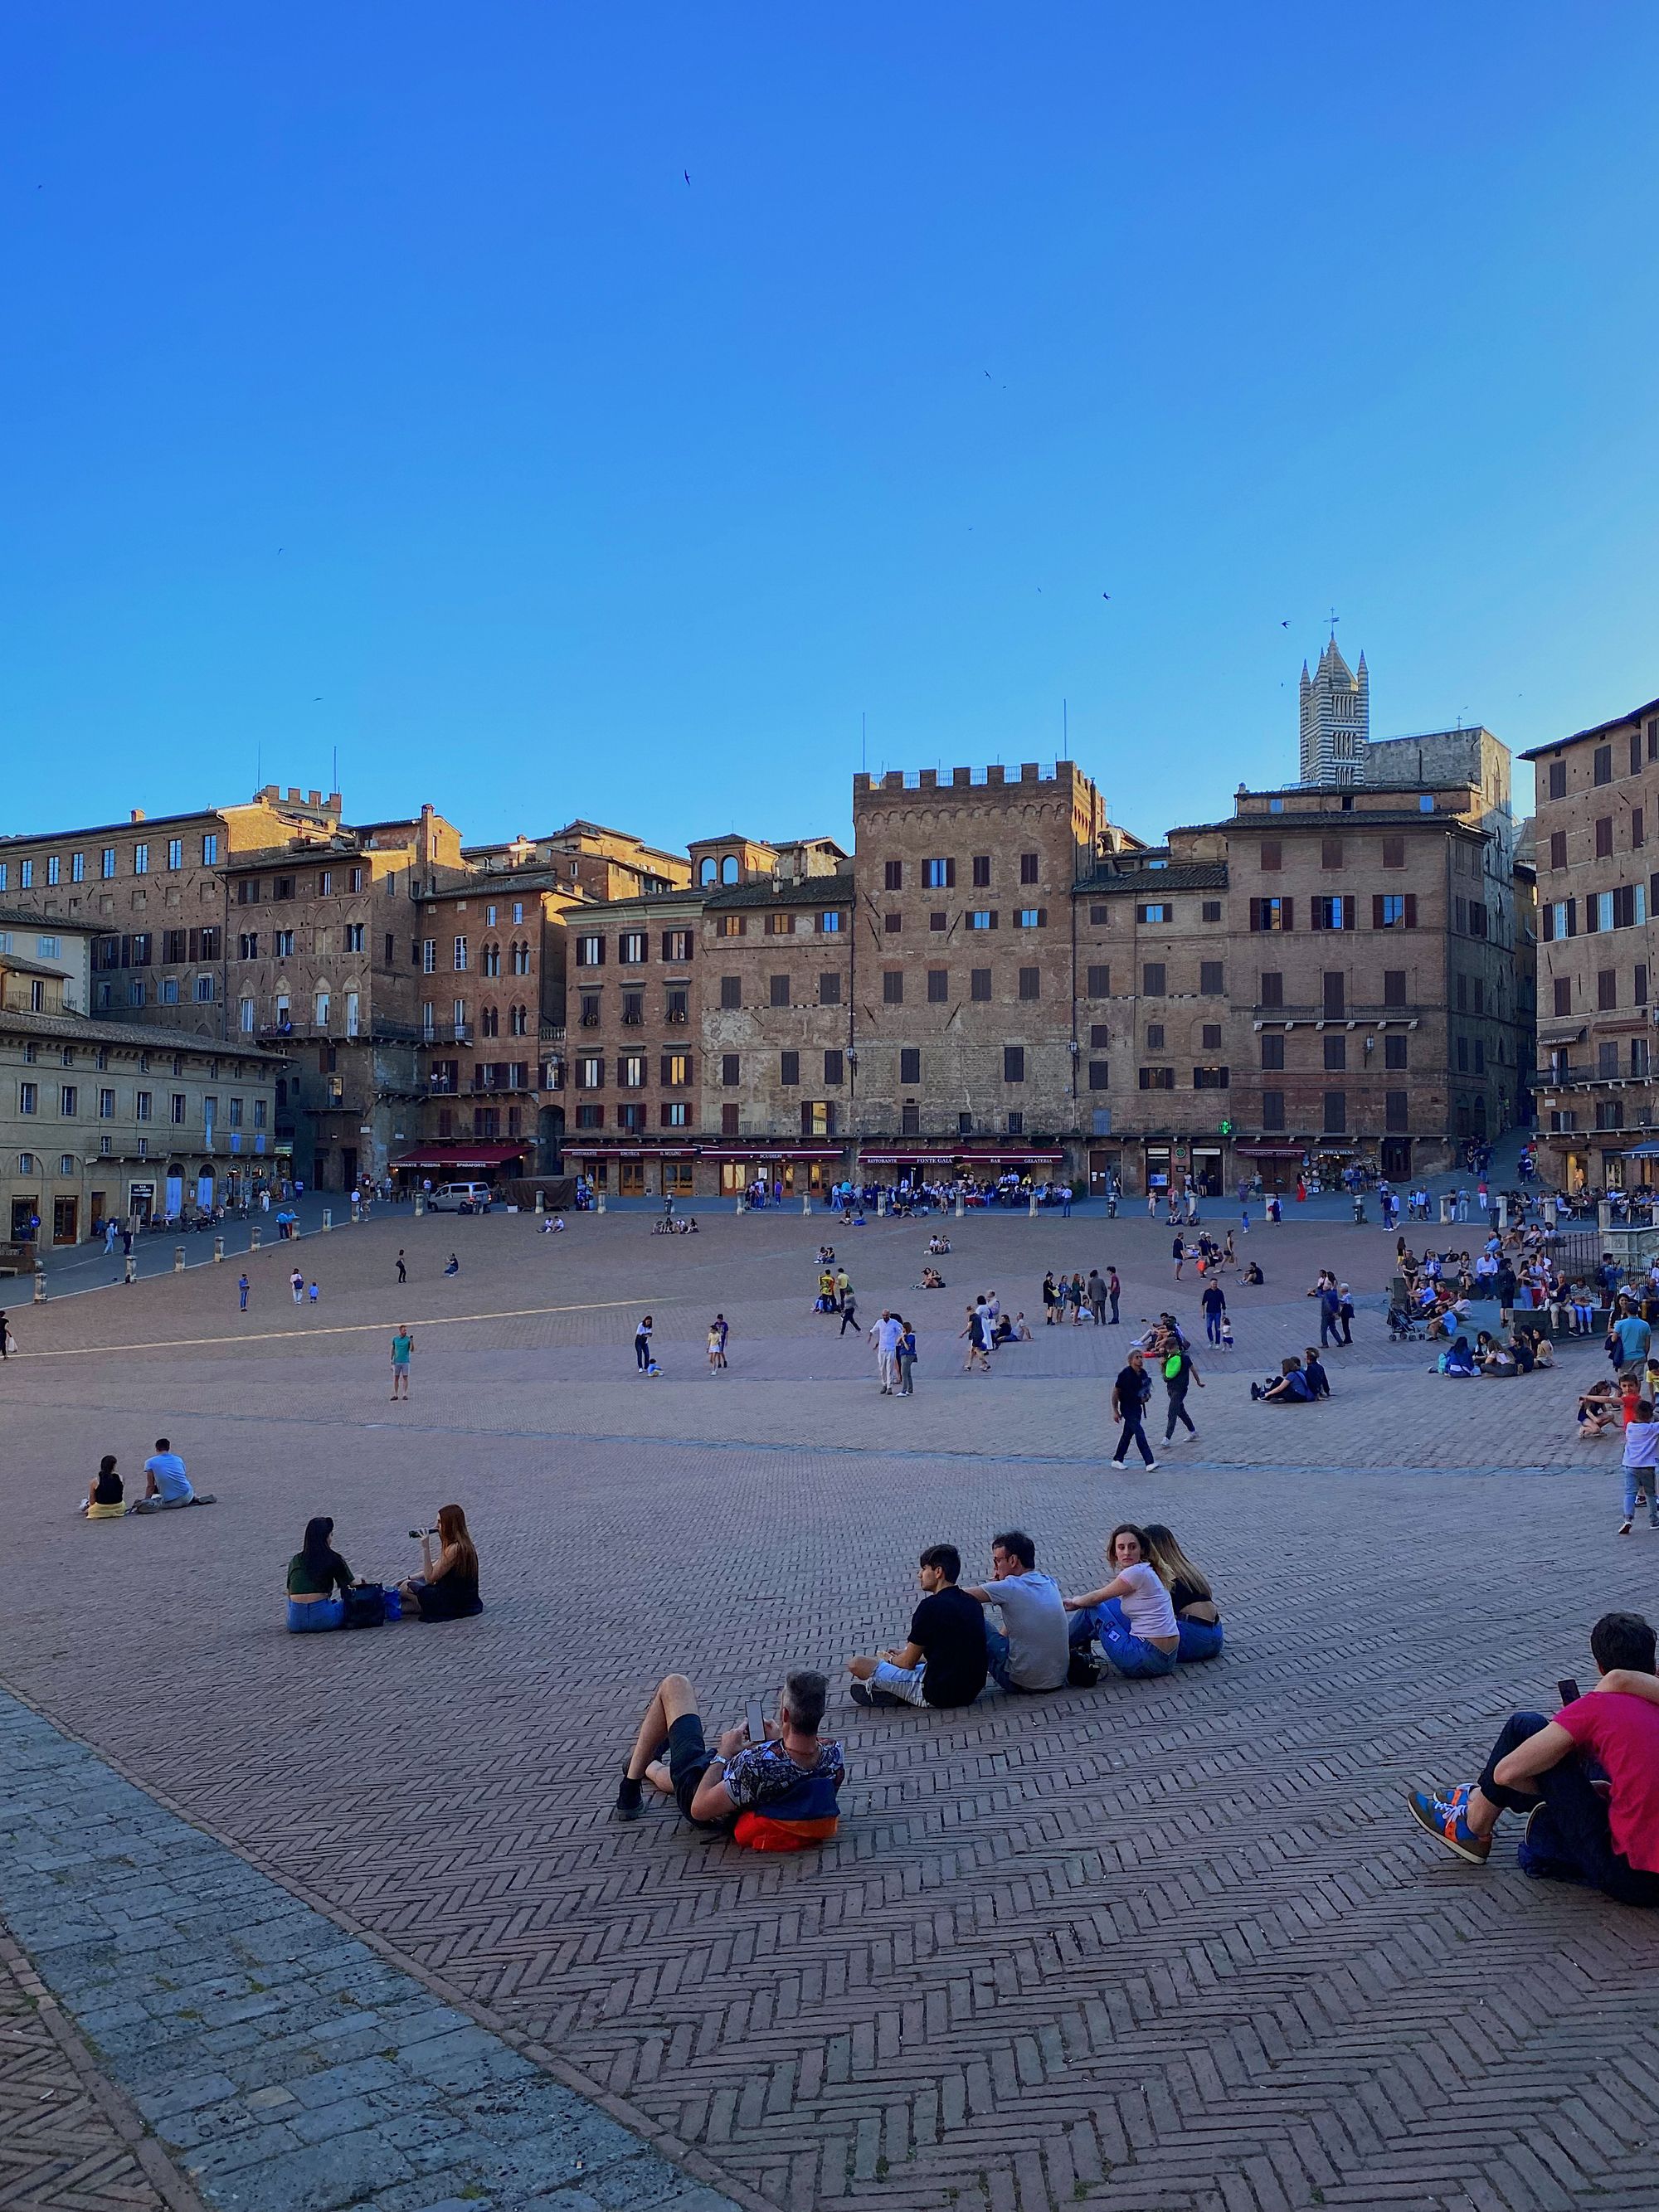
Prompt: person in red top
<box><xmin>1406</xmin><ymin>1612</ymin><xmax>1659</xmax><ymax>1908</ymax></box>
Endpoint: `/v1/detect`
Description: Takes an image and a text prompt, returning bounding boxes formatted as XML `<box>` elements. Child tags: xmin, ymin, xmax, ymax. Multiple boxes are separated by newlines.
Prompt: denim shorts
<box><xmin>666</xmin><ymin>1712</ymin><xmax>718</xmax><ymax>1822</ymax></box>
<box><xmin>286</xmin><ymin>1597</ymin><xmax>344</xmax><ymax>1632</ymax></box>
<box><xmin>870</xmin><ymin>1658</ymin><xmax>929</xmax><ymax>1705</ymax></box>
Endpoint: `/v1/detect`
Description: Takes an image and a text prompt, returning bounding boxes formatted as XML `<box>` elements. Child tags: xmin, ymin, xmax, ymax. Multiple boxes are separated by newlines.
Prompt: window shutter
<box><xmin>1342</xmin><ymin>896</ymin><xmax>1355</xmax><ymax>930</ymax></box>
<box><xmin>1404</xmin><ymin>893</ymin><xmax>1418</xmax><ymax>928</ymax></box>
<box><xmin>1038</xmin><ymin>907</ymin><xmax>1047</xmax><ymax>926</ymax></box>
<box><xmin>946</xmin><ymin>858</ymin><xmax>956</xmax><ymax>887</ymax></box>
<box><xmin>1248</xmin><ymin>898</ymin><xmax>1261</xmax><ymax>931</ymax></box>
<box><xmin>1281</xmin><ymin>898</ymin><xmax>1294</xmax><ymax>932</ymax></box>
<box><xmin>659</xmin><ymin>1055</ymin><xmax>671</xmax><ymax>1085</ymax></box>
<box><xmin>1371</xmin><ymin>895</ymin><xmax>1384</xmax><ymax>929</ymax></box>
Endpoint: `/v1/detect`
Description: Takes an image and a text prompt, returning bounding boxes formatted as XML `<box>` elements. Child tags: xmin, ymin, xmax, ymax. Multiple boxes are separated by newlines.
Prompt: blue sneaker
<box><xmin>1406</xmin><ymin>1785</ymin><xmax>1490</xmax><ymax>1864</ymax></box>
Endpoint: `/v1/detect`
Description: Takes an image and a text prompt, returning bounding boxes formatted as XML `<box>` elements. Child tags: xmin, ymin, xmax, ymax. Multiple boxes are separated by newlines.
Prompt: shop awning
<box><xmin>562</xmin><ymin>1145</ymin><xmax>698</xmax><ymax>1159</ymax></box>
<box><xmin>392</xmin><ymin>1141</ymin><xmax>527</xmax><ymax>1169</ymax></box>
<box><xmin>1621</xmin><ymin>1141</ymin><xmax>1659</xmax><ymax>1159</ymax></box>
<box><xmin>859</xmin><ymin>1149</ymin><xmax>1063</xmax><ymax>1167</ymax></box>
<box><xmin>698</xmin><ymin>1145</ymin><xmax>845</xmax><ymax>1162</ymax></box>
<box><xmin>1233</xmin><ymin>1143</ymin><xmax>1304</xmax><ymax>1156</ymax></box>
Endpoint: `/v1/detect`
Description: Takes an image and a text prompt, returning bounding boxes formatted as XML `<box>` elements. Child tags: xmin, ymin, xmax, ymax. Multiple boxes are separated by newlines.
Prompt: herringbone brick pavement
<box><xmin>4</xmin><ymin>1207</ymin><xmax>1657</xmax><ymax>2211</ymax></box>
<box><xmin>0</xmin><ymin>1924</ymin><xmax>199</xmax><ymax>2212</ymax></box>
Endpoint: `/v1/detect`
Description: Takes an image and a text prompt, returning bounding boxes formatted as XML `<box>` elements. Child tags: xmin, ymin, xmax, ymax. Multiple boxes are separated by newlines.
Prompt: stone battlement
<box><xmin>854</xmin><ymin>761</ymin><xmax>1077</xmax><ymax>797</ymax></box>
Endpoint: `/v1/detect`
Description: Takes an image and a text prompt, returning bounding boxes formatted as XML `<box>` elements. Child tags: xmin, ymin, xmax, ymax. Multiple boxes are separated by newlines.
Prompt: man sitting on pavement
<box><xmin>127</xmin><ymin>1437</ymin><xmax>216</xmax><ymax>1512</ymax></box>
<box><xmin>960</xmin><ymin>1530</ymin><xmax>1069</xmax><ymax>1694</ymax></box>
<box><xmin>847</xmin><ymin>1544</ymin><xmax>989</xmax><ymax>1709</ymax></box>
<box><xmin>613</xmin><ymin>1668</ymin><xmax>844</xmax><ymax>1848</ymax></box>
<box><xmin>1406</xmin><ymin>1611</ymin><xmax>1659</xmax><ymax>1908</ymax></box>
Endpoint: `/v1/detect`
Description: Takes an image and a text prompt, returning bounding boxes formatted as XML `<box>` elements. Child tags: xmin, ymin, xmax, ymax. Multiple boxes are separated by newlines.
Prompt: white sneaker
<box><xmin>1144</xmin><ymin>1459</ymin><xmax>1161</xmax><ymax>1471</ymax></box>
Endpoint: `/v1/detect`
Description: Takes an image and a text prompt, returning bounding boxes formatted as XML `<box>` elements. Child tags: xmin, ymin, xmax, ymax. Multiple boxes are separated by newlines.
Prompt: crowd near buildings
<box><xmin>7</xmin><ymin>643</ymin><xmax>1654</xmax><ymax>1241</ymax></box>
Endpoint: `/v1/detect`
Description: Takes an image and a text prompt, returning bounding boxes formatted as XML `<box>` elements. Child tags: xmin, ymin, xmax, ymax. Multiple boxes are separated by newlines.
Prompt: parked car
<box><xmin>427</xmin><ymin>1181</ymin><xmax>492</xmax><ymax>1213</ymax></box>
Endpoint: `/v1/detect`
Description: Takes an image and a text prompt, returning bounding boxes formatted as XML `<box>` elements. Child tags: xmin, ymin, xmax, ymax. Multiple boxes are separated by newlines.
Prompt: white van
<box><xmin>427</xmin><ymin>1181</ymin><xmax>492</xmax><ymax>1213</ymax></box>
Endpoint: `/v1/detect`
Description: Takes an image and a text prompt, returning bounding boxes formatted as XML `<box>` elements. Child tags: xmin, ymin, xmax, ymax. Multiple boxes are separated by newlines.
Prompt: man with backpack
<box><xmin>1161</xmin><ymin>1341</ymin><xmax>1204</xmax><ymax>1445</ymax></box>
<box><xmin>1110</xmin><ymin>1346</ymin><xmax>1159</xmax><ymax>1469</ymax></box>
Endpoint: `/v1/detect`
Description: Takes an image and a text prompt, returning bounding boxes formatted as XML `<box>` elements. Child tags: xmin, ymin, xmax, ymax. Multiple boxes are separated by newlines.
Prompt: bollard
<box><xmin>1028</xmin><ymin>1191</ymin><xmax>1038</xmax><ymax>1218</ymax></box>
<box><xmin>596</xmin><ymin>1189</ymin><xmax>607</xmax><ymax>1213</ymax></box>
<box><xmin>173</xmin><ymin>1246</ymin><xmax>185</xmax><ymax>1273</ymax></box>
<box><xmin>250</xmin><ymin>1224</ymin><xmax>261</xmax><ymax>1250</ymax></box>
<box><xmin>1598</xmin><ymin>1198</ymin><xmax>1614</xmax><ymax>1235</ymax></box>
<box><xmin>955</xmin><ymin>1193</ymin><xmax>964</xmax><ymax>1218</ymax></box>
<box><xmin>878</xmin><ymin>1193</ymin><xmax>887</xmax><ymax>1218</ymax></box>
<box><xmin>735</xmin><ymin>1195</ymin><xmax>744</xmax><ymax>1217</ymax></box>
<box><xmin>801</xmin><ymin>1192</ymin><xmax>811</xmax><ymax>1215</ymax></box>
<box><xmin>414</xmin><ymin>1192</ymin><xmax>425</xmax><ymax>1218</ymax></box>
<box><xmin>321</xmin><ymin>1209</ymin><xmax>332</xmax><ymax>1232</ymax></box>
<box><xmin>213</xmin><ymin>1234</ymin><xmax>225</xmax><ymax>1263</ymax></box>
<box><xmin>32</xmin><ymin>1262</ymin><xmax>46</xmax><ymax>1304</ymax></box>
<box><xmin>124</xmin><ymin>1254</ymin><xmax>137</xmax><ymax>1286</ymax></box>
<box><xmin>351</xmin><ymin>1195</ymin><xmax>361</xmax><ymax>1223</ymax></box>
<box><xmin>1439</xmin><ymin>1194</ymin><xmax>1453</xmax><ymax>1225</ymax></box>
<box><xmin>1496</xmin><ymin>1194</ymin><xmax>1511</xmax><ymax>1231</ymax></box>
<box><xmin>535</xmin><ymin>1190</ymin><xmax>545</xmax><ymax>1215</ymax></box>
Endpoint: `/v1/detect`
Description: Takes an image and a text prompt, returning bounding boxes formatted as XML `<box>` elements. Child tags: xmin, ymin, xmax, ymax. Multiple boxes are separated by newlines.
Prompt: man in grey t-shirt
<box><xmin>962</xmin><ymin>1530</ymin><xmax>1069</xmax><ymax>1692</ymax></box>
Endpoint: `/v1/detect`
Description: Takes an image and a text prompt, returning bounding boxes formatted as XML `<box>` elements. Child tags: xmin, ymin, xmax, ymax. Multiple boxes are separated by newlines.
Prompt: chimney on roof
<box><xmin>130</xmin><ymin>808</ymin><xmax>145</xmax><ymax>823</ymax></box>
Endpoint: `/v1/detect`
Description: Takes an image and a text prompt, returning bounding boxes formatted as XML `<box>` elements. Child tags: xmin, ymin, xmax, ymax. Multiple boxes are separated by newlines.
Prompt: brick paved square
<box><xmin>4</xmin><ymin>1203</ymin><xmax>1659</xmax><ymax>2211</ymax></box>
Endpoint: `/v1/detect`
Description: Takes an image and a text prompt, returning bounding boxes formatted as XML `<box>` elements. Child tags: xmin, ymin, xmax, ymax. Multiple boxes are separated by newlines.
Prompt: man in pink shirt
<box><xmin>1406</xmin><ymin>1612</ymin><xmax>1659</xmax><ymax>1908</ymax></box>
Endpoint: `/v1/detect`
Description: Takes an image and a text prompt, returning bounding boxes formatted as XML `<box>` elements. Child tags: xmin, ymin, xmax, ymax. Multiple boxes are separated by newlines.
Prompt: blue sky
<box><xmin>5</xmin><ymin>4</ymin><xmax>1657</xmax><ymax>853</ymax></box>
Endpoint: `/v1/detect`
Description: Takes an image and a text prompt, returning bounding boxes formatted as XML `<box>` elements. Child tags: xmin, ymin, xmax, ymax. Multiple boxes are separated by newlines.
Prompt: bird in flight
<box><xmin>1280</xmin><ymin>619</ymin><xmax>1289</xmax><ymax>627</ymax></box>
<box><xmin>684</xmin><ymin>169</ymin><xmax>691</xmax><ymax>186</ymax></box>
<box><xmin>1102</xmin><ymin>593</ymin><xmax>1110</xmax><ymax>600</ymax></box>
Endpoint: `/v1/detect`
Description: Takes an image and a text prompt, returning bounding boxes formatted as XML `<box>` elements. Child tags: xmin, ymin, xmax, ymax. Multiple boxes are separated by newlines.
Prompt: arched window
<box><xmin>699</xmin><ymin>857</ymin><xmax>717</xmax><ymax>886</ymax></box>
<box><xmin>481</xmin><ymin>1004</ymin><xmax>499</xmax><ymax>1038</ymax></box>
<box><xmin>509</xmin><ymin>1003</ymin><xmax>528</xmax><ymax>1036</ymax></box>
<box><xmin>721</xmin><ymin>854</ymin><xmax>738</xmax><ymax>884</ymax></box>
<box><xmin>482</xmin><ymin>941</ymin><xmax>501</xmax><ymax>978</ymax></box>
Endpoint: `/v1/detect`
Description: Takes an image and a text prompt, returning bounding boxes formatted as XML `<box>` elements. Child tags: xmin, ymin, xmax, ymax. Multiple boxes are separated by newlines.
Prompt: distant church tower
<box><xmin>1298</xmin><ymin>636</ymin><xmax>1369</xmax><ymax>785</ymax></box>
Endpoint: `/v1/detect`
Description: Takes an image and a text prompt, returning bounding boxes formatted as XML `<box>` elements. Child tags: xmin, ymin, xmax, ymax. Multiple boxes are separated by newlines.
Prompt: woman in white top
<box><xmin>1062</xmin><ymin>1523</ymin><xmax>1180</xmax><ymax>1679</ymax></box>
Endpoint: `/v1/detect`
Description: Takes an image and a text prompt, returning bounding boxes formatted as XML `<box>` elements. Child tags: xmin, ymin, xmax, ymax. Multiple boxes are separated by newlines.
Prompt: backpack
<box><xmin>731</xmin><ymin>1767</ymin><xmax>841</xmax><ymax>1852</ymax></box>
<box><xmin>341</xmin><ymin>1583</ymin><xmax>387</xmax><ymax>1629</ymax></box>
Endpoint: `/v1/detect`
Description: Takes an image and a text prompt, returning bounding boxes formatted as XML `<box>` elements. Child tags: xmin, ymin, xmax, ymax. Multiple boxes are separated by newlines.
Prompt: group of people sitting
<box><xmin>610</xmin><ymin>1523</ymin><xmax>1221</xmax><ymax>1851</ymax></box>
<box><xmin>1248</xmin><ymin>1351</ymin><xmax>1331</xmax><ymax>1404</ymax></box>
<box><xmin>80</xmin><ymin>1439</ymin><xmax>216</xmax><ymax>1516</ymax></box>
<box><xmin>284</xmin><ymin>1504</ymin><xmax>483</xmax><ymax>1631</ymax></box>
<box><xmin>1436</xmin><ymin>1324</ymin><xmax>1556</xmax><ymax>1378</ymax></box>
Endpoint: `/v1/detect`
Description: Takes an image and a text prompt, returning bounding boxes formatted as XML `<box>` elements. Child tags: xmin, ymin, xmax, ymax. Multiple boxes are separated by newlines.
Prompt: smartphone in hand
<box><xmin>1558</xmin><ymin>1677</ymin><xmax>1582</xmax><ymax>1706</ymax></box>
<box><xmin>746</xmin><ymin>1699</ymin><xmax>766</xmax><ymax>1743</ymax></box>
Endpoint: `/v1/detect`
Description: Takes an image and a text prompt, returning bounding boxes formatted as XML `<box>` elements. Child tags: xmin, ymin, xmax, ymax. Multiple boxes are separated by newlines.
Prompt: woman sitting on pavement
<box><xmin>1062</xmin><ymin>1524</ymin><xmax>1181</xmax><ymax>1680</ymax></box>
<box><xmin>285</xmin><ymin>1515</ymin><xmax>357</xmax><ymax>1631</ymax></box>
<box><xmin>1477</xmin><ymin>1330</ymin><xmax>1516</xmax><ymax>1376</ymax></box>
<box><xmin>1141</xmin><ymin>1524</ymin><xmax>1224</xmax><ymax>1661</ymax></box>
<box><xmin>1578</xmin><ymin>1378</ymin><xmax>1621</xmax><ymax>1436</ymax></box>
<box><xmin>920</xmin><ymin>1266</ymin><xmax>946</xmax><ymax>1290</ymax></box>
<box><xmin>1251</xmin><ymin>1355</ymin><xmax>1317</xmax><ymax>1403</ymax></box>
<box><xmin>399</xmin><ymin>1503</ymin><xmax>484</xmax><ymax>1622</ymax></box>
<box><xmin>1438</xmin><ymin>1334</ymin><xmax>1478</xmax><ymax>1377</ymax></box>
<box><xmin>80</xmin><ymin>1455</ymin><xmax>124</xmax><ymax>1519</ymax></box>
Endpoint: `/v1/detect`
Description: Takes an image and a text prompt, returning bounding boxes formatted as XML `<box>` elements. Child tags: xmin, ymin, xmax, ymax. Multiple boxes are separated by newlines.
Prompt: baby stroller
<box><xmin>1387</xmin><ymin>1304</ymin><xmax>1425</xmax><ymax>1342</ymax></box>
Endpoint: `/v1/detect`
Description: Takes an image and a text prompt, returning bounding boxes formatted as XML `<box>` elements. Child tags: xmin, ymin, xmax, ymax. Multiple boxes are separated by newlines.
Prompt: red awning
<box><xmin>392</xmin><ymin>1141</ymin><xmax>527</xmax><ymax>1169</ymax></box>
<box><xmin>858</xmin><ymin>1149</ymin><xmax>1063</xmax><ymax>1167</ymax></box>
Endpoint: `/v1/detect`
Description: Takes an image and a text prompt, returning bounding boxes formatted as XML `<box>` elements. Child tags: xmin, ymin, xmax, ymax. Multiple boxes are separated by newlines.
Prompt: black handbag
<box><xmin>341</xmin><ymin>1582</ymin><xmax>387</xmax><ymax>1630</ymax></box>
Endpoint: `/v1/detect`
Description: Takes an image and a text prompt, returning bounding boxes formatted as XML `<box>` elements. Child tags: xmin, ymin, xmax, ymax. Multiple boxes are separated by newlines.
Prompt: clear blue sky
<box><xmin>5</xmin><ymin>3</ymin><xmax>1658</xmax><ymax>853</ymax></box>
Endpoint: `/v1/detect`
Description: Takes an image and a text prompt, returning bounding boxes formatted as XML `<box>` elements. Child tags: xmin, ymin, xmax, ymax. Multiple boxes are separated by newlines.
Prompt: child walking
<box><xmin>1620</xmin><ymin>1399</ymin><xmax>1659</xmax><ymax>1535</ymax></box>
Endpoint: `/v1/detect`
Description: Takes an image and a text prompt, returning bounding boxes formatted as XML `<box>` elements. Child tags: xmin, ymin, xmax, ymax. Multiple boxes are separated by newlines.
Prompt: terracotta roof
<box><xmin>1519</xmin><ymin>698</ymin><xmax>1659</xmax><ymax>761</ymax></box>
<box><xmin>0</xmin><ymin>907</ymin><xmax>100</xmax><ymax>935</ymax></box>
<box><xmin>1167</xmin><ymin>810</ymin><xmax>1487</xmax><ymax>835</ymax></box>
<box><xmin>704</xmin><ymin>873</ymin><xmax>856</xmax><ymax>910</ymax></box>
<box><xmin>1074</xmin><ymin>863</ymin><xmax>1229</xmax><ymax>893</ymax></box>
<box><xmin>0</xmin><ymin>1008</ymin><xmax>286</xmax><ymax>1059</ymax></box>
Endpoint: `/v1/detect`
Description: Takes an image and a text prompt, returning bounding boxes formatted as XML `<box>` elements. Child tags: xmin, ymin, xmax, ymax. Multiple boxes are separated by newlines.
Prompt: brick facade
<box><xmin>1525</xmin><ymin>695</ymin><xmax>1659</xmax><ymax>1190</ymax></box>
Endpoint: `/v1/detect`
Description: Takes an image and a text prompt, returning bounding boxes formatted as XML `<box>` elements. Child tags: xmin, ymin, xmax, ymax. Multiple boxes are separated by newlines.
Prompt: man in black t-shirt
<box><xmin>847</xmin><ymin>1544</ymin><xmax>988</xmax><ymax>1709</ymax></box>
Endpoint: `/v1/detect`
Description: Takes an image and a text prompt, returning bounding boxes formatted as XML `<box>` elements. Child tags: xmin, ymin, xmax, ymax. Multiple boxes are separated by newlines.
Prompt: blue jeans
<box><xmin>286</xmin><ymin>1597</ymin><xmax>344</xmax><ymax>1632</ymax></box>
<box><xmin>983</xmin><ymin>1628</ymin><xmax>1052</xmax><ymax>1693</ymax></box>
<box><xmin>1112</xmin><ymin>1412</ymin><xmax>1155</xmax><ymax>1465</ymax></box>
<box><xmin>1204</xmin><ymin>1310</ymin><xmax>1223</xmax><ymax>1344</ymax></box>
<box><xmin>1624</xmin><ymin>1465</ymin><xmax>1659</xmax><ymax>1524</ymax></box>
<box><xmin>1069</xmin><ymin>1600</ymin><xmax>1178</xmax><ymax>1680</ymax></box>
<box><xmin>1175</xmin><ymin>1616</ymin><xmax>1224</xmax><ymax>1662</ymax></box>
